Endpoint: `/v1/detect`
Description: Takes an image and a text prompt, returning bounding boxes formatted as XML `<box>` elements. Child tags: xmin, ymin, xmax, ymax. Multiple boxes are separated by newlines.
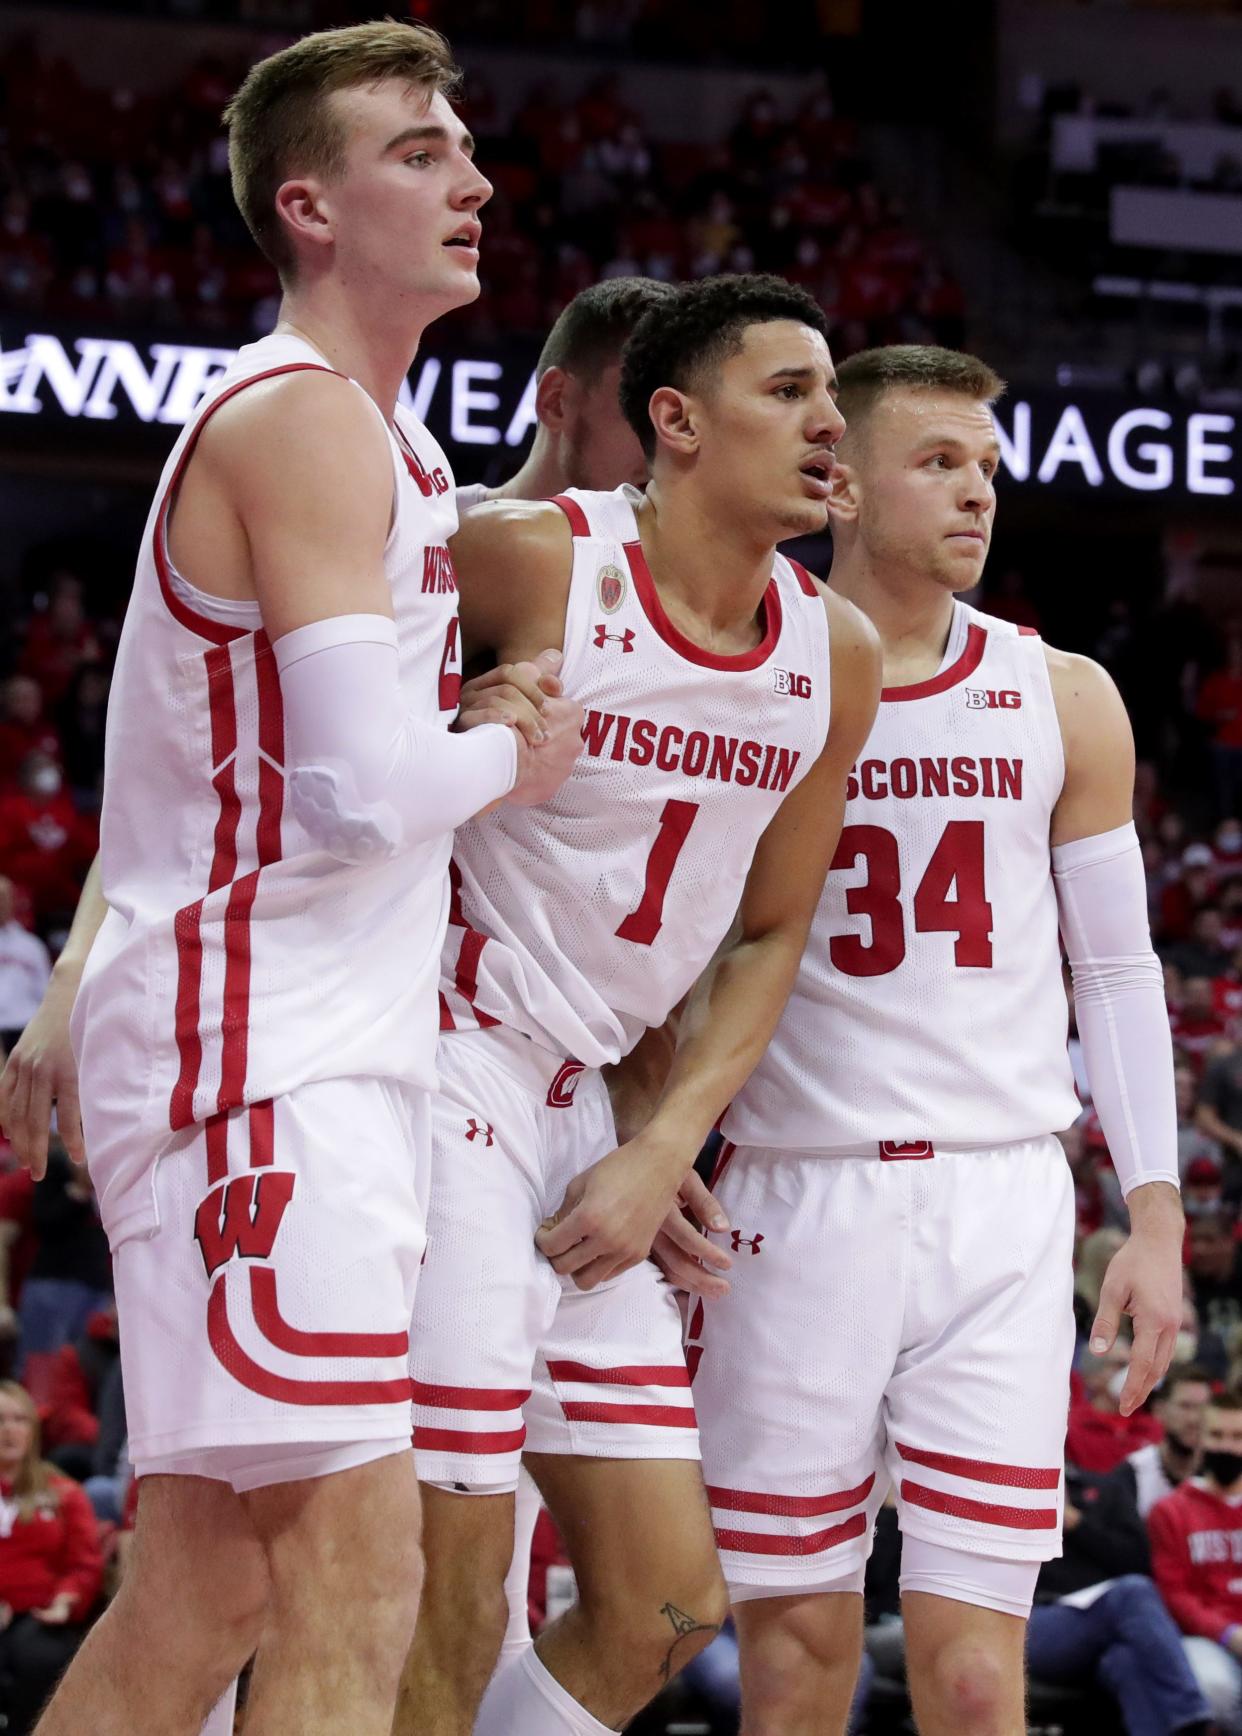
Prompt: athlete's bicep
<box><xmin>209</xmin><ymin>373</ymin><xmax>396</xmax><ymax>642</ymax></box>
<box><xmin>1047</xmin><ymin>648</ymin><xmax>1136</xmax><ymax>848</ymax></box>
<box><xmin>737</xmin><ymin>594</ymin><xmax>881</xmax><ymax>943</ymax></box>
<box><xmin>451</xmin><ymin>501</ymin><xmax>573</xmax><ymax>662</ymax></box>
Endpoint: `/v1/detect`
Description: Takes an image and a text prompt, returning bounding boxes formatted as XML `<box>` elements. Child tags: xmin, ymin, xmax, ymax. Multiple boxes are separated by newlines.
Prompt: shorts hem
<box><xmin>525</xmin><ymin>1432</ymin><xmax>701</xmax><ymax>1462</ymax></box>
<box><xmin>131</xmin><ymin>1414</ymin><xmax>414</xmax><ymax>1463</ymax></box>
<box><xmin>414</xmin><ymin>1455</ymin><xmax>521</xmax><ymax>1492</ymax></box>
<box><xmin>720</xmin><ymin>1546</ymin><xmax>870</xmax><ymax>1592</ymax></box>
<box><xmin>896</xmin><ymin>1512</ymin><xmax>1062</xmax><ymax>1563</ymax></box>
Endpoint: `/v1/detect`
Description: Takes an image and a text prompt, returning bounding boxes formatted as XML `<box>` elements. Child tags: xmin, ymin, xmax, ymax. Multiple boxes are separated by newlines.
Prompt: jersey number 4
<box><xmin>830</xmin><ymin>820</ymin><xmax>993</xmax><ymax>975</ymax></box>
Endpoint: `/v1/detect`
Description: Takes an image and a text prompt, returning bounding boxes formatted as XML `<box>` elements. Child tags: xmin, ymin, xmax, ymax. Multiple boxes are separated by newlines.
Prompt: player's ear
<box><xmin>274</xmin><ymin>177</ymin><xmax>334</xmax><ymax>256</ymax></box>
<box><xmin>535</xmin><ymin>366</ymin><xmax>571</xmax><ymax>433</ymax></box>
<box><xmin>647</xmin><ymin>386</ymin><xmax>697</xmax><ymax>458</ymax></box>
<box><xmin>826</xmin><ymin>453</ymin><xmax>861</xmax><ymax>529</ymax></box>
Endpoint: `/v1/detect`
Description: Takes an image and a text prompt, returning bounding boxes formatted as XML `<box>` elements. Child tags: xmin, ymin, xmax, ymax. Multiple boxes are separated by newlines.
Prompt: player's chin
<box><xmin>780</xmin><ymin>498</ymin><xmax>830</xmax><ymax>537</ymax></box>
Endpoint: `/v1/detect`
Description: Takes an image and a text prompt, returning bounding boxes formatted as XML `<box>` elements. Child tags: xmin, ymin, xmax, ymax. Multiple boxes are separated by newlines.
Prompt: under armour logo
<box><xmin>593</xmin><ymin>624</ymin><xmax>635</xmax><ymax>652</ymax></box>
<box><xmin>465</xmin><ymin>1119</ymin><xmax>494</xmax><ymax>1145</ymax></box>
<box><xmin>730</xmin><ymin>1231</ymin><xmax>764</xmax><ymax>1255</ymax></box>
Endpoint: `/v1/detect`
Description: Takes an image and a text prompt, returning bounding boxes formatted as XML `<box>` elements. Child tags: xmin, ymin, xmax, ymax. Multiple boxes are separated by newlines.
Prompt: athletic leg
<box><xmin>34</xmin><ymin>1474</ymin><xmax>269</xmax><ymax>1736</ymax></box>
<box><xmin>903</xmin><ymin>1591</ymin><xmax>1026</xmax><ymax>1736</ymax></box>
<box><xmin>733</xmin><ymin>1585</ymin><xmax>865</xmax><ymax>1736</ymax></box>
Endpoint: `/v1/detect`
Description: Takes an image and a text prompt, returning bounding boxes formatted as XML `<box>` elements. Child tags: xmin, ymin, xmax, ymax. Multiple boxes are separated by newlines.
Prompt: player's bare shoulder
<box><xmin>1043</xmin><ymin>641</ymin><xmax>1136</xmax><ymax>837</ymax></box>
<box><xmin>452</xmin><ymin>497</ymin><xmax>575</xmax><ymax>657</ymax></box>
<box><xmin>195</xmin><ymin>366</ymin><xmax>391</xmax><ymax>504</ymax></box>
<box><xmin>817</xmin><ymin>583</ymin><xmax>882</xmax><ymax>734</ymax></box>
<box><xmin>1042</xmin><ymin>641</ymin><xmax>1132</xmax><ymax>752</ymax></box>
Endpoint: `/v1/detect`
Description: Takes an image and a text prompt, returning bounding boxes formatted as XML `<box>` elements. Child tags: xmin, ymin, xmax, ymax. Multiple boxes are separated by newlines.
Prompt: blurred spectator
<box><xmin>0</xmin><ymin>680</ymin><xmax>60</xmax><ymax>796</ymax></box>
<box><xmin>1150</xmin><ymin>1389</ymin><xmax>1242</xmax><ymax>1732</ymax></box>
<box><xmin>1076</xmin><ymin>1226</ymin><xmax>1127</xmax><ymax>1322</ymax></box>
<box><xmin>1215</xmin><ymin>820</ymin><xmax>1242</xmax><ymax>882</ymax></box>
<box><xmin>0</xmin><ymin>1381</ymin><xmax>102</xmax><ymax>1736</ymax></box>
<box><xmin>0</xmin><ymin>1169</ymin><xmax>35</xmax><ymax>1376</ymax></box>
<box><xmin>1186</xmin><ymin>1157</ymin><xmax>1227</xmax><ymax>1216</ymax></box>
<box><xmin>1188</xmin><ymin>1208</ymin><xmax>1242</xmax><ymax>1341</ymax></box>
<box><xmin>1119</xmin><ymin>1364</ymin><xmax>1212</xmax><ymax>1519</ymax></box>
<box><xmin>1169</xmin><ymin>973</ymin><xmax>1228</xmax><ymax>1068</ymax></box>
<box><xmin>56</xmin><ymin>666</ymin><xmax>109</xmax><ymax>809</ymax></box>
<box><xmin>18</xmin><ymin>579</ymin><xmax>100</xmax><ymax>711</ymax></box>
<box><xmin>1068</xmin><ymin>1344</ymin><xmax>1164</xmax><ymax>1473</ymax></box>
<box><xmin>0</xmin><ymin>753</ymin><xmax>97</xmax><ymax>933</ymax></box>
<box><xmin>1199</xmin><ymin>633</ymin><xmax>1242</xmax><ymax>823</ymax></box>
<box><xmin>1180</xmin><ymin>1064</ymin><xmax>1223</xmax><ymax>1175</ymax></box>
<box><xmin>0</xmin><ymin>876</ymin><xmax>50</xmax><ymax>1053</ymax></box>
<box><xmin>24</xmin><ymin>1306</ymin><xmax>122</xmax><ymax>1492</ymax></box>
<box><xmin>17</xmin><ymin>1144</ymin><xmax>110</xmax><ymax>1373</ymax></box>
<box><xmin>1198</xmin><ymin>1053</ymin><xmax>1242</xmax><ymax>1199</ymax></box>
<box><xmin>1027</xmin><ymin>1455</ymin><xmax>1210</xmax><ymax>1735</ymax></box>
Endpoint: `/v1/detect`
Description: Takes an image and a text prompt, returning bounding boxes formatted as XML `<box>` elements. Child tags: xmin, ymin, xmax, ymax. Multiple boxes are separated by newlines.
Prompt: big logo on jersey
<box><xmin>193</xmin><ymin>1172</ymin><xmax>295</xmax><ymax>1277</ymax></box>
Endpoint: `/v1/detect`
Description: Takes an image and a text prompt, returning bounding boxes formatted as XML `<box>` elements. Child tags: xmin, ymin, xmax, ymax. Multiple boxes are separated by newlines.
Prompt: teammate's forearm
<box><xmin>640</xmin><ymin>930</ymin><xmax>805</xmax><ymax>1167</ymax></box>
<box><xmin>52</xmin><ymin>856</ymin><xmax>107</xmax><ymax>980</ymax></box>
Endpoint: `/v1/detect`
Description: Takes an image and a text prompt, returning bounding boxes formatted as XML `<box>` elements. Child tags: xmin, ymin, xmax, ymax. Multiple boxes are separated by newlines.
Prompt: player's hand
<box><xmin>0</xmin><ymin>967</ymin><xmax>85</xmax><ymax>1179</ymax></box>
<box><xmin>1091</xmin><ymin>1181</ymin><xmax>1183</xmax><ymax>1416</ymax></box>
<box><xmin>31</xmin><ymin>1592</ymin><xmax>74</xmax><ymax>1626</ymax></box>
<box><xmin>508</xmin><ymin>692</ymin><xmax>584</xmax><ymax>809</ymax></box>
<box><xmin>457</xmin><ymin>649</ymin><xmax>564</xmax><ymax>749</ymax></box>
<box><xmin>536</xmin><ymin>1138</ymin><xmax>689</xmax><ymax>1291</ymax></box>
<box><xmin>651</xmin><ymin>1171</ymin><xmax>733</xmax><ymax>1299</ymax></box>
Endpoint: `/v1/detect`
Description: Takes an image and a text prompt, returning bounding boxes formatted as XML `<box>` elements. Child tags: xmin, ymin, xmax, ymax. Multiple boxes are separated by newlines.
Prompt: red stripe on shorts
<box><xmin>559</xmin><ymin>1401</ymin><xmax>697</xmax><ymax>1428</ymax></box>
<box><xmin>411</xmin><ymin>1379</ymin><xmax>531</xmax><ymax>1412</ymax></box>
<box><xmin>248</xmin><ymin>1099</ymin><xmax>274</xmax><ymax>1167</ymax></box>
<box><xmin>204</xmin><ymin>1110</ymin><xmax>229</xmax><ymax>1185</ymax></box>
<box><xmin>901</xmin><ymin>1480</ymin><xmax>1057</xmax><ymax>1530</ymax></box>
<box><xmin>896</xmin><ymin>1442</ymin><xmax>1060</xmax><ymax>1490</ymax></box>
<box><xmin>249</xmin><ymin>1267</ymin><xmax>409</xmax><ymax>1359</ymax></box>
<box><xmin>414</xmin><ymin>1425</ymin><xmax>527</xmax><ymax>1454</ymax></box>
<box><xmin>547</xmin><ymin>1361</ymin><xmax>691</xmax><ymax>1388</ymax></box>
<box><xmin>715</xmin><ymin>1512</ymin><xmax>867</xmax><ymax>1556</ymax></box>
<box><xmin>707</xmin><ymin>1474</ymin><xmax>874</xmax><ymax>1518</ymax></box>
<box><xmin>208</xmin><ymin>1276</ymin><xmax>413</xmax><ymax>1405</ymax></box>
<box><xmin>170</xmin><ymin>897</ymin><xmax>205</xmax><ymax>1131</ymax></box>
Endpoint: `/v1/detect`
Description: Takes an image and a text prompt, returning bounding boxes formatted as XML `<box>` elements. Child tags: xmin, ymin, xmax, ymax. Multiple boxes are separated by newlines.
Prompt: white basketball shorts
<box><xmin>410</xmin><ymin>1025</ymin><xmax>698</xmax><ymax>1490</ymax></box>
<box><xmin>689</xmin><ymin>1136</ymin><xmax>1075</xmax><ymax>1596</ymax></box>
<box><xmin>109</xmin><ymin>1076</ymin><xmax>429</xmax><ymax>1482</ymax></box>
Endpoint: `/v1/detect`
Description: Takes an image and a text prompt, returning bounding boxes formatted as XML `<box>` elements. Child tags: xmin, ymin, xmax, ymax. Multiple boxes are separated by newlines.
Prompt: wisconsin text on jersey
<box><xmin>847</xmin><ymin>756</ymin><xmax>1024</xmax><ymax>801</ymax></box>
<box><xmin>580</xmin><ymin>709</ymin><xmax>804</xmax><ymax>792</ymax></box>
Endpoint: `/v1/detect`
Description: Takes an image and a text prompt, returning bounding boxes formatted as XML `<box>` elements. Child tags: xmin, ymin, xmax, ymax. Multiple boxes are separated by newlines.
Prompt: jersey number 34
<box><xmin>830</xmin><ymin>820</ymin><xmax>993</xmax><ymax>975</ymax></box>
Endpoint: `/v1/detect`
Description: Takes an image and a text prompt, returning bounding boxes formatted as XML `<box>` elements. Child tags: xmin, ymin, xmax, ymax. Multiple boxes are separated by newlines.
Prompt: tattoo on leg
<box><xmin>657</xmin><ymin>1602</ymin><xmax>721</xmax><ymax>1683</ymax></box>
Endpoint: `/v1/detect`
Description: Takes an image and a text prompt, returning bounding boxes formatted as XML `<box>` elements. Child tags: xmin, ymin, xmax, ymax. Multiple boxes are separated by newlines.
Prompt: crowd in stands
<box><xmin>0</xmin><ymin>33</ymin><xmax>965</xmax><ymax>358</ymax></box>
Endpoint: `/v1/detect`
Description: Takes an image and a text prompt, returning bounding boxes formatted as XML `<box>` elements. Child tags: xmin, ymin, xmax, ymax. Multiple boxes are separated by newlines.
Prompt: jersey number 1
<box><xmin>830</xmin><ymin>820</ymin><xmax>993</xmax><ymax>975</ymax></box>
<box><xmin>616</xmin><ymin>799</ymin><xmax>700</xmax><ymax>945</ymax></box>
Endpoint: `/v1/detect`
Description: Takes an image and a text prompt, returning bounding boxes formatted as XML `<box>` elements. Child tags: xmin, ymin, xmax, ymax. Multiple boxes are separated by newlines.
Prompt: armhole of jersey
<box><xmin>778</xmin><ymin>553</ymin><xmax>833</xmax><ymax>751</ymax></box>
<box><xmin>548</xmin><ymin>494</ymin><xmax>598</xmax><ymax>693</ymax></box>
<box><xmin>786</xmin><ymin>557</ymin><xmax>821</xmax><ymax>599</ymax></box>
<box><xmin>550</xmin><ymin>493</ymin><xmax>591</xmax><ymax>538</ymax></box>
<box><xmin>153</xmin><ymin>361</ymin><xmax>344</xmax><ymax>646</ymax></box>
<box><xmin>1019</xmin><ymin>628</ymin><xmax>1068</xmax><ymax>806</ymax></box>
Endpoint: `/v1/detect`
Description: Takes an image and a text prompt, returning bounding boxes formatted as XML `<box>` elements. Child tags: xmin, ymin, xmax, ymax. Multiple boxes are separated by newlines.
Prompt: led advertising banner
<box><xmin>1</xmin><ymin>324</ymin><xmax>1236</xmax><ymax>501</ymax></box>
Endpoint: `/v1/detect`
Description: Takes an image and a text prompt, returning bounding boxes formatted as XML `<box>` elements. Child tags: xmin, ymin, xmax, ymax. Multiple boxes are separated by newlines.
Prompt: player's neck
<box><xmin>275</xmin><ymin>284</ymin><xmax>433</xmax><ymax>423</ymax></box>
<box><xmin>830</xmin><ymin>552</ymin><xmax>959</xmax><ymax>685</ymax></box>
<box><xmin>490</xmin><ymin>431</ymin><xmax>563</xmax><ymax>502</ymax></box>
<box><xmin>635</xmin><ymin>478</ymin><xmax>776</xmax><ymax>644</ymax></box>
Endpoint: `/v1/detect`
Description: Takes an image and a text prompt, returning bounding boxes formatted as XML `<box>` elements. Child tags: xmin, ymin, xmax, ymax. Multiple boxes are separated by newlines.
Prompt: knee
<box><xmin>923</xmin><ymin>1635</ymin><xmax>1012</xmax><ymax>1728</ymax></box>
<box><xmin>585</xmin><ymin>1562</ymin><xmax>731</xmax><ymax>1682</ymax></box>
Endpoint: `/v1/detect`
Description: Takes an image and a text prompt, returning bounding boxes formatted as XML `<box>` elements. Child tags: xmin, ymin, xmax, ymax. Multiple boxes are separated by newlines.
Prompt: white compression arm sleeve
<box><xmin>274</xmin><ymin>613</ymin><xmax>517</xmax><ymax>864</ymax></box>
<box><xmin>1052</xmin><ymin>821</ymin><xmax>1179</xmax><ymax>1199</ymax></box>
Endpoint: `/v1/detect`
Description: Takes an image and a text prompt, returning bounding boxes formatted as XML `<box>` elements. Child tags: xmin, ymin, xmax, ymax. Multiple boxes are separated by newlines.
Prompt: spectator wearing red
<box><xmin>1160</xmin><ymin>848</ymin><xmax>1216</xmax><ymax>944</ymax></box>
<box><xmin>0</xmin><ymin>876</ymin><xmax>51</xmax><ymax>1053</ymax></box>
<box><xmin>18</xmin><ymin>578</ymin><xmax>100</xmax><ymax>710</ymax></box>
<box><xmin>0</xmin><ymin>679</ymin><xmax>60</xmax><ymax>796</ymax></box>
<box><xmin>0</xmin><ymin>1381</ymin><xmax>102</xmax><ymax>1735</ymax></box>
<box><xmin>1170</xmin><ymin>976</ymin><xmax>1229</xmax><ymax>1072</ymax></box>
<box><xmin>1067</xmin><ymin>1345</ymin><xmax>1163</xmax><ymax>1474</ymax></box>
<box><xmin>0</xmin><ymin>754</ymin><xmax>97</xmax><ymax>930</ymax></box>
<box><xmin>1199</xmin><ymin>631</ymin><xmax>1242</xmax><ymax>822</ymax></box>
<box><xmin>1149</xmin><ymin>1388</ymin><xmax>1242</xmax><ymax>1729</ymax></box>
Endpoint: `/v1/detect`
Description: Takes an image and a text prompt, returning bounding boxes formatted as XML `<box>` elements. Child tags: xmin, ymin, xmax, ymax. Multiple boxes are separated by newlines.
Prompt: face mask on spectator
<box><xmin>29</xmin><ymin>766</ymin><xmax>62</xmax><ymax>797</ymax></box>
<box><xmin>1204</xmin><ymin>1449</ymin><xmax>1242</xmax><ymax>1486</ymax></box>
<box><xmin>1175</xmin><ymin>1330</ymin><xmax>1198</xmax><ymax>1363</ymax></box>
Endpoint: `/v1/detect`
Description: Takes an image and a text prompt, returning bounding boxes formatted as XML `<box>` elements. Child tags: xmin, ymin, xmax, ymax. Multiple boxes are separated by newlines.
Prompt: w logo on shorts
<box><xmin>193</xmin><ymin>1172</ymin><xmax>295</xmax><ymax>1278</ymax></box>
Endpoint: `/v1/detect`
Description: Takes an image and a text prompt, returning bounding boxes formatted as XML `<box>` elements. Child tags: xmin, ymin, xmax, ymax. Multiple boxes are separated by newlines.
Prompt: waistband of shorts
<box><xmin>722</xmin><ymin>1133</ymin><xmax>1061</xmax><ymax>1164</ymax></box>
<box><xmin>439</xmin><ymin>1021</ymin><xmax>588</xmax><ymax>1100</ymax></box>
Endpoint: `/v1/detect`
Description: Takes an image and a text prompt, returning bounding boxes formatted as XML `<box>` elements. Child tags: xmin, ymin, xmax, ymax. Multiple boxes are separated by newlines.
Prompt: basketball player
<box><xmin>684</xmin><ymin>346</ymin><xmax>1184</xmax><ymax>1736</ymax></box>
<box><xmin>395</xmin><ymin>273</ymin><xmax>882</xmax><ymax>1736</ymax></box>
<box><xmin>28</xmin><ymin>26</ymin><xmax>583</xmax><ymax>1736</ymax></box>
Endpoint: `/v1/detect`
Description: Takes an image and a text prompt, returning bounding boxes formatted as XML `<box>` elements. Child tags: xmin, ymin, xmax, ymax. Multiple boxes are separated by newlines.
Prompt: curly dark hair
<box><xmin>618</xmin><ymin>273</ymin><xmax>830</xmax><ymax>460</ymax></box>
<box><xmin>537</xmin><ymin>278</ymin><xmax>676</xmax><ymax>386</ymax></box>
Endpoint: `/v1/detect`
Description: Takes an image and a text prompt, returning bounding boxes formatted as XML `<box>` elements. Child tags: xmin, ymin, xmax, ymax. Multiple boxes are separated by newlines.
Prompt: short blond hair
<box><xmin>836</xmin><ymin>344</ymin><xmax>1006</xmax><ymax>446</ymax></box>
<box><xmin>223</xmin><ymin>20</ymin><xmax>461</xmax><ymax>278</ymax></box>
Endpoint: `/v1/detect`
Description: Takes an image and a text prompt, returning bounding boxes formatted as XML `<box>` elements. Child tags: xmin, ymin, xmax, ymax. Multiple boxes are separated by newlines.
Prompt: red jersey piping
<box><xmin>881</xmin><ymin>623</ymin><xmax>987</xmax><ymax>703</ymax></box>
<box><xmin>621</xmin><ymin>540</ymin><xmax>783</xmax><ymax>672</ymax></box>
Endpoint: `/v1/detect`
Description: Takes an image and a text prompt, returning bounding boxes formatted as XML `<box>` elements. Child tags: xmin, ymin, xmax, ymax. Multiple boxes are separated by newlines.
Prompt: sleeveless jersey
<box><xmin>72</xmin><ymin>332</ymin><xmax>464</xmax><ymax>1239</ymax></box>
<box><xmin>724</xmin><ymin>600</ymin><xmax>1080</xmax><ymax>1151</ymax></box>
<box><xmin>439</xmin><ymin>485</ymin><xmax>832</xmax><ymax>1066</ymax></box>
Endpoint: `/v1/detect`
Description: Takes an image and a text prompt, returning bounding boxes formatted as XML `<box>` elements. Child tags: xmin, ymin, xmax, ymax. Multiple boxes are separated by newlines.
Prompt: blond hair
<box><xmin>222</xmin><ymin>20</ymin><xmax>461</xmax><ymax>278</ymax></box>
<box><xmin>0</xmin><ymin>1381</ymin><xmax>55</xmax><ymax>1522</ymax></box>
<box><xmin>835</xmin><ymin>344</ymin><xmax>1006</xmax><ymax>447</ymax></box>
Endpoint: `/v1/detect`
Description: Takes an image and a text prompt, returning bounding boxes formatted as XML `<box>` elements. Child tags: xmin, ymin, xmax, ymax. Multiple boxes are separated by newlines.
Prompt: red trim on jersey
<box><xmin>438</xmin><ymin>992</ymin><xmax>456</xmax><ymax>1033</ymax></box>
<box><xmin>253</xmin><ymin>635</ymin><xmax>285</xmax><ymax>868</ymax></box>
<box><xmin>549</xmin><ymin>493</ymin><xmax>591</xmax><ymax>538</ymax></box>
<box><xmin>153</xmin><ymin>363</ymin><xmax>337</xmax><ymax>646</ymax></box>
<box><xmin>901</xmin><ymin>1479</ymin><xmax>1057</xmax><ymax>1530</ymax></box>
<box><xmin>249</xmin><ymin>1267</ymin><xmax>409</xmax><ymax>1359</ymax></box>
<box><xmin>205</xmin><ymin>1111</ymin><xmax>229</xmax><ymax>1185</ymax></box>
<box><xmin>715</xmin><ymin>1512</ymin><xmax>867</xmax><ymax>1557</ymax></box>
<box><xmin>217</xmin><ymin>870</ymin><xmax>260</xmax><ymax>1113</ymax></box>
<box><xmin>787</xmin><ymin>559</ymin><xmax>821</xmax><ymax>598</ymax></box>
<box><xmin>558</xmin><ymin>1401</ymin><xmax>697</xmax><ymax>1428</ymax></box>
<box><xmin>708</xmin><ymin>1140</ymin><xmax>737</xmax><ymax>1190</ymax></box>
<box><xmin>248</xmin><ymin>1100</ymin><xmax>274</xmax><ymax>1168</ymax></box>
<box><xmin>170</xmin><ymin>900</ymin><xmax>205</xmax><ymax>1130</ymax></box>
<box><xmin>205</xmin><ymin>646</ymin><xmax>241</xmax><ymax>891</ymax></box>
<box><xmin>411</xmin><ymin>1379</ymin><xmax>531</xmax><ymax>1411</ymax></box>
<box><xmin>622</xmin><ymin>541</ymin><xmax>783</xmax><ymax>672</ymax></box>
<box><xmin>446</xmin><ymin>859</ymin><xmax>500</xmax><ymax>1029</ymax></box>
<box><xmin>1018</xmin><ymin>625</ymin><xmax>1039</xmax><ymax>637</ymax></box>
<box><xmin>207</xmin><ymin>1276</ymin><xmax>413</xmax><ymax>1405</ymax></box>
<box><xmin>881</xmin><ymin>623</ymin><xmax>987</xmax><ymax>703</ymax></box>
<box><xmin>414</xmin><ymin>1425</ymin><xmax>526</xmax><ymax>1454</ymax></box>
<box><xmin>707</xmin><ymin>1474</ymin><xmax>874</xmax><ymax>1518</ymax></box>
<box><xmin>896</xmin><ymin>1442</ymin><xmax>1060</xmax><ymax>1490</ymax></box>
<box><xmin>547</xmin><ymin>1361</ymin><xmax>692</xmax><ymax>1388</ymax></box>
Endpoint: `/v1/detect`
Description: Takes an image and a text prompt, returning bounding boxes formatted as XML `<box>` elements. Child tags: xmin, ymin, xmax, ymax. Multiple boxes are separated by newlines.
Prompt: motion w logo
<box><xmin>193</xmin><ymin>1173</ymin><xmax>295</xmax><ymax>1278</ymax></box>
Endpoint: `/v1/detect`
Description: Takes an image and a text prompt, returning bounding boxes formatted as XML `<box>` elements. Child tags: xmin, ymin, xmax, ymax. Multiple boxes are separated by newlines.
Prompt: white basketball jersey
<box><xmin>73</xmin><ymin>332</ymin><xmax>463</xmax><ymax>1238</ymax></box>
<box><xmin>725</xmin><ymin>601</ymin><xmax>1080</xmax><ymax>1151</ymax></box>
<box><xmin>440</xmin><ymin>486</ymin><xmax>832</xmax><ymax>1066</ymax></box>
